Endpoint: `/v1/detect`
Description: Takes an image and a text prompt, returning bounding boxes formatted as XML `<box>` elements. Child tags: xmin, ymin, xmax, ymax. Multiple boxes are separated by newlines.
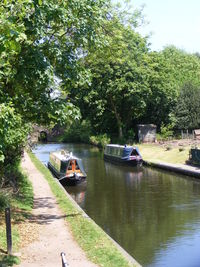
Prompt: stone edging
<box><xmin>143</xmin><ymin>161</ymin><xmax>200</xmax><ymax>178</ymax></box>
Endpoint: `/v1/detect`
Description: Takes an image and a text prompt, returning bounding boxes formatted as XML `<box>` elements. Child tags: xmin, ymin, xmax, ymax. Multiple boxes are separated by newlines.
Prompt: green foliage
<box><xmin>89</xmin><ymin>134</ymin><xmax>110</xmax><ymax>148</ymax></box>
<box><xmin>0</xmin><ymin>0</ymin><xmax>108</xmax><ymax>188</ymax></box>
<box><xmin>0</xmin><ymin>104</ymin><xmax>29</xmax><ymax>186</ymax></box>
<box><xmin>0</xmin><ymin>255</ymin><xmax>20</xmax><ymax>266</ymax></box>
<box><xmin>157</xmin><ymin>123</ymin><xmax>174</xmax><ymax>140</ymax></box>
<box><xmin>0</xmin><ymin>191</ymin><xmax>10</xmax><ymax>211</ymax></box>
<box><xmin>69</xmin><ymin>6</ymin><xmax>200</xmax><ymax>139</ymax></box>
<box><xmin>0</xmin><ymin>0</ymin><xmax>108</xmax><ymax>125</ymax></box>
<box><xmin>162</xmin><ymin>46</ymin><xmax>200</xmax><ymax>89</ymax></box>
<box><xmin>0</xmin><ymin>164</ymin><xmax>33</xmax><ymax>264</ymax></box>
<box><xmin>62</xmin><ymin>120</ymin><xmax>92</xmax><ymax>143</ymax></box>
<box><xmin>173</xmin><ymin>83</ymin><xmax>200</xmax><ymax>129</ymax></box>
<box><xmin>69</xmin><ymin>4</ymin><xmax>150</xmax><ymax>138</ymax></box>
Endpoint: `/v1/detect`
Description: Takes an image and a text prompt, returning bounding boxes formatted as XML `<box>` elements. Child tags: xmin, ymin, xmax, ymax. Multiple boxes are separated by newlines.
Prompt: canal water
<box><xmin>33</xmin><ymin>143</ymin><xmax>200</xmax><ymax>267</ymax></box>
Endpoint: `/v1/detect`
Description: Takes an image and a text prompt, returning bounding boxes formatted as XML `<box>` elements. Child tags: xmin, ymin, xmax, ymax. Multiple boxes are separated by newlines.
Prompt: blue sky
<box><xmin>124</xmin><ymin>0</ymin><xmax>200</xmax><ymax>53</ymax></box>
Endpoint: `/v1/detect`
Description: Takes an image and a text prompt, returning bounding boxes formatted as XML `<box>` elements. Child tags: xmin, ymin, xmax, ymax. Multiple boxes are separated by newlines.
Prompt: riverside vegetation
<box><xmin>1</xmin><ymin>0</ymin><xmax>200</xmax><ymax>265</ymax></box>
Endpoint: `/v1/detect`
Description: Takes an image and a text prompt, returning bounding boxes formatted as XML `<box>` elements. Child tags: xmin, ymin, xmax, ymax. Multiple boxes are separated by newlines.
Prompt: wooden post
<box><xmin>61</xmin><ymin>252</ymin><xmax>69</xmax><ymax>267</ymax></box>
<box><xmin>5</xmin><ymin>207</ymin><xmax>12</xmax><ymax>255</ymax></box>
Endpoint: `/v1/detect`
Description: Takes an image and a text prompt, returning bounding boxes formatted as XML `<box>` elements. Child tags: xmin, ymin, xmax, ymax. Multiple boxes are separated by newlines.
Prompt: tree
<box><xmin>0</xmin><ymin>0</ymin><xmax>108</xmax><ymax>124</ymax></box>
<box><xmin>162</xmin><ymin>46</ymin><xmax>200</xmax><ymax>90</ymax></box>
<box><xmin>69</xmin><ymin>5</ymin><xmax>150</xmax><ymax>138</ymax></box>
<box><xmin>0</xmin><ymin>0</ymin><xmax>109</xmax><ymax>187</ymax></box>
<box><xmin>173</xmin><ymin>83</ymin><xmax>200</xmax><ymax>130</ymax></box>
<box><xmin>140</xmin><ymin>51</ymin><xmax>178</xmax><ymax>127</ymax></box>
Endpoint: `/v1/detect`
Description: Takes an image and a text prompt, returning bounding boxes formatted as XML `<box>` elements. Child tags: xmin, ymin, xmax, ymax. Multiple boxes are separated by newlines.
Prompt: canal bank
<box><xmin>144</xmin><ymin>160</ymin><xmax>200</xmax><ymax>178</ymax></box>
<box><xmin>19</xmin><ymin>151</ymin><xmax>141</xmax><ymax>267</ymax></box>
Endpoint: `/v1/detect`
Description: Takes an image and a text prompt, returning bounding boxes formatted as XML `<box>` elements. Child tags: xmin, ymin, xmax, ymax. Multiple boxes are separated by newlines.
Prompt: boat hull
<box><xmin>104</xmin><ymin>154</ymin><xmax>143</xmax><ymax>166</ymax></box>
<box><xmin>47</xmin><ymin>162</ymin><xmax>86</xmax><ymax>186</ymax></box>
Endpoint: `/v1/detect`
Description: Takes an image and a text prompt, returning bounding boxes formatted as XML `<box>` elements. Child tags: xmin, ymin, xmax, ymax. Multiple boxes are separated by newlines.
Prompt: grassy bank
<box><xmin>28</xmin><ymin>152</ymin><xmax>139</xmax><ymax>267</ymax></box>
<box><xmin>137</xmin><ymin>143</ymin><xmax>190</xmax><ymax>164</ymax></box>
<box><xmin>0</xmin><ymin>166</ymin><xmax>33</xmax><ymax>266</ymax></box>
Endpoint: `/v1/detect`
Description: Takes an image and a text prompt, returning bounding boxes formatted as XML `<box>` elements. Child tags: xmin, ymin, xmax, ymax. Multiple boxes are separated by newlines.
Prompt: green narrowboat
<box><xmin>48</xmin><ymin>150</ymin><xmax>87</xmax><ymax>185</ymax></box>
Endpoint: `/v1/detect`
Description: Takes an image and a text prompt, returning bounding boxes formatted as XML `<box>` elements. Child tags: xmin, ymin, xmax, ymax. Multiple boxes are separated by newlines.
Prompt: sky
<box><xmin>126</xmin><ymin>0</ymin><xmax>200</xmax><ymax>53</ymax></box>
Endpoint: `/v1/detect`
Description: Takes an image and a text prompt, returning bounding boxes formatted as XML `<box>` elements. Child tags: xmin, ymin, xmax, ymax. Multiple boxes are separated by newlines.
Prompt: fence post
<box><xmin>61</xmin><ymin>252</ymin><xmax>69</xmax><ymax>267</ymax></box>
<box><xmin>5</xmin><ymin>207</ymin><xmax>12</xmax><ymax>255</ymax></box>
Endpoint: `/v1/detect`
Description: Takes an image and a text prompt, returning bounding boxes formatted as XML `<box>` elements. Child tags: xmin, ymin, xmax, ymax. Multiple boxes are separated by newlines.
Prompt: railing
<box><xmin>61</xmin><ymin>252</ymin><xmax>69</xmax><ymax>267</ymax></box>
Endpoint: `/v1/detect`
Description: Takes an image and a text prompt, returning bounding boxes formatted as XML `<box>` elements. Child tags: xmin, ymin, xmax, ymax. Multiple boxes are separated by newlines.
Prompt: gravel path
<box><xmin>17</xmin><ymin>152</ymin><xmax>98</xmax><ymax>267</ymax></box>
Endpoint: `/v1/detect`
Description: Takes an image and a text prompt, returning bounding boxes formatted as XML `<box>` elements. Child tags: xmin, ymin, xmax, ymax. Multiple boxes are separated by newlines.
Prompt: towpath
<box><xmin>16</xmin><ymin>152</ymin><xmax>98</xmax><ymax>267</ymax></box>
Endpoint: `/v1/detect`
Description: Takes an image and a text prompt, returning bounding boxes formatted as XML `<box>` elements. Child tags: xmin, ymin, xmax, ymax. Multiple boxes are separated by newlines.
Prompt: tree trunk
<box><xmin>110</xmin><ymin>98</ymin><xmax>123</xmax><ymax>139</ymax></box>
<box><xmin>118</xmin><ymin>124</ymin><xmax>123</xmax><ymax>139</ymax></box>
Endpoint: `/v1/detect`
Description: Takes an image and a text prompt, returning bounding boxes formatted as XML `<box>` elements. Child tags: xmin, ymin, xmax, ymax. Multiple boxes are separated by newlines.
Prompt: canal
<box><xmin>33</xmin><ymin>143</ymin><xmax>200</xmax><ymax>267</ymax></box>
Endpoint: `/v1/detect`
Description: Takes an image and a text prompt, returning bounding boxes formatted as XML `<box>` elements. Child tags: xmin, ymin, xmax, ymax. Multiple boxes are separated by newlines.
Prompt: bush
<box><xmin>158</xmin><ymin>123</ymin><xmax>174</xmax><ymax>140</ymax></box>
<box><xmin>89</xmin><ymin>134</ymin><xmax>110</xmax><ymax>148</ymax></box>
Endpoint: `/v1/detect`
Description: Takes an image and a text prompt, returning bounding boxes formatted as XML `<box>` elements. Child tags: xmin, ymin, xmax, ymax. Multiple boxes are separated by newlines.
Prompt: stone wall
<box><xmin>137</xmin><ymin>124</ymin><xmax>157</xmax><ymax>143</ymax></box>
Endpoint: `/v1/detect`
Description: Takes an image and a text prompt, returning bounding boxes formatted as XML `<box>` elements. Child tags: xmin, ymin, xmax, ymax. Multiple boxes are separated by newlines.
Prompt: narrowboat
<box><xmin>48</xmin><ymin>150</ymin><xmax>87</xmax><ymax>185</ymax></box>
<box><xmin>104</xmin><ymin>144</ymin><xmax>143</xmax><ymax>166</ymax></box>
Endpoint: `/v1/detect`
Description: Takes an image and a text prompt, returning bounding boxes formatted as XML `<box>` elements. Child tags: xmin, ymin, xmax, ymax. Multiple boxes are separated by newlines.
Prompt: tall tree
<box><xmin>69</xmin><ymin>5</ymin><xmax>150</xmax><ymax>138</ymax></box>
<box><xmin>173</xmin><ymin>83</ymin><xmax>200</xmax><ymax>130</ymax></box>
<box><xmin>0</xmin><ymin>0</ymin><xmax>108</xmax><ymax>124</ymax></box>
<box><xmin>0</xmin><ymin>0</ymin><xmax>109</xmax><ymax>186</ymax></box>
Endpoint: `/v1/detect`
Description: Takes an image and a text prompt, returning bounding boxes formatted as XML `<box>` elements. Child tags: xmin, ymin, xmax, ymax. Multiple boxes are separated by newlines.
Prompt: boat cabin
<box><xmin>104</xmin><ymin>144</ymin><xmax>141</xmax><ymax>159</ymax></box>
<box><xmin>48</xmin><ymin>150</ymin><xmax>86</xmax><ymax>184</ymax></box>
<box><xmin>104</xmin><ymin>144</ymin><xmax>142</xmax><ymax>165</ymax></box>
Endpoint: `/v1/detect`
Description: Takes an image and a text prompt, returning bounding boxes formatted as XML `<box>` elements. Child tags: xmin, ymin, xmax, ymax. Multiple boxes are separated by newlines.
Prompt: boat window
<box><xmin>60</xmin><ymin>162</ymin><xmax>67</xmax><ymax>173</ymax></box>
<box><xmin>131</xmin><ymin>149</ymin><xmax>139</xmax><ymax>156</ymax></box>
<box><xmin>68</xmin><ymin>162</ymin><xmax>72</xmax><ymax>170</ymax></box>
<box><xmin>117</xmin><ymin>148</ymin><xmax>121</xmax><ymax>156</ymax></box>
<box><xmin>75</xmin><ymin>161</ymin><xmax>80</xmax><ymax>170</ymax></box>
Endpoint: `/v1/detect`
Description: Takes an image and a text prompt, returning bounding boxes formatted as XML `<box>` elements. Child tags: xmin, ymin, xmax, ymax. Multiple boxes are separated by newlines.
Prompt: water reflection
<box><xmin>33</xmin><ymin>143</ymin><xmax>200</xmax><ymax>267</ymax></box>
<box><xmin>66</xmin><ymin>182</ymin><xmax>87</xmax><ymax>206</ymax></box>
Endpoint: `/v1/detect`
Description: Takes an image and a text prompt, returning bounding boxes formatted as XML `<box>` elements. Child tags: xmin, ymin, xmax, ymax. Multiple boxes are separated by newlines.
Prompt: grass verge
<box><xmin>137</xmin><ymin>143</ymin><xmax>190</xmax><ymax>164</ymax></box>
<box><xmin>28</xmin><ymin>152</ymin><xmax>139</xmax><ymax>267</ymax></box>
<box><xmin>0</xmin><ymin>166</ymin><xmax>33</xmax><ymax>266</ymax></box>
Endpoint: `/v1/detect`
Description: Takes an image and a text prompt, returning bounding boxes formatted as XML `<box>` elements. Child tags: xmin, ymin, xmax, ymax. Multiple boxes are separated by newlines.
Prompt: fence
<box><xmin>180</xmin><ymin>130</ymin><xmax>195</xmax><ymax>140</ymax></box>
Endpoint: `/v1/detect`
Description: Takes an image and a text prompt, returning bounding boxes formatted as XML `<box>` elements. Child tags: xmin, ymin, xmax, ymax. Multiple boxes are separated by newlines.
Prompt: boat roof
<box><xmin>105</xmin><ymin>144</ymin><xmax>135</xmax><ymax>149</ymax></box>
<box><xmin>50</xmin><ymin>150</ymin><xmax>80</xmax><ymax>162</ymax></box>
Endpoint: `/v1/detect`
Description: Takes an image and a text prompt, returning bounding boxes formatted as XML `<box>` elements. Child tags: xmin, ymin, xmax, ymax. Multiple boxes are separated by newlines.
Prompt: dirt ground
<box><xmin>155</xmin><ymin>138</ymin><xmax>200</xmax><ymax>148</ymax></box>
<box><xmin>16</xmin><ymin>152</ymin><xmax>98</xmax><ymax>267</ymax></box>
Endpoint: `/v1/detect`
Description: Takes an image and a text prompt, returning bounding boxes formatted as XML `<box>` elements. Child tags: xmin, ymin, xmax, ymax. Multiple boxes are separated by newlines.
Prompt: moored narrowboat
<box><xmin>104</xmin><ymin>144</ymin><xmax>142</xmax><ymax>166</ymax></box>
<box><xmin>48</xmin><ymin>150</ymin><xmax>87</xmax><ymax>185</ymax></box>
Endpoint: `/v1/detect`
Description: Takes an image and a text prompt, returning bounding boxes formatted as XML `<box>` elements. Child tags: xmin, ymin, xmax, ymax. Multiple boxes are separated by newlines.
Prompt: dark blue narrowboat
<box><xmin>48</xmin><ymin>150</ymin><xmax>87</xmax><ymax>185</ymax></box>
<box><xmin>104</xmin><ymin>144</ymin><xmax>143</xmax><ymax>166</ymax></box>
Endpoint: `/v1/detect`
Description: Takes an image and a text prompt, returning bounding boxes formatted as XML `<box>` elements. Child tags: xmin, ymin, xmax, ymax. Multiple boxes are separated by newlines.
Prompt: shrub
<box><xmin>158</xmin><ymin>123</ymin><xmax>174</xmax><ymax>140</ymax></box>
<box><xmin>89</xmin><ymin>134</ymin><xmax>110</xmax><ymax>148</ymax></box>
